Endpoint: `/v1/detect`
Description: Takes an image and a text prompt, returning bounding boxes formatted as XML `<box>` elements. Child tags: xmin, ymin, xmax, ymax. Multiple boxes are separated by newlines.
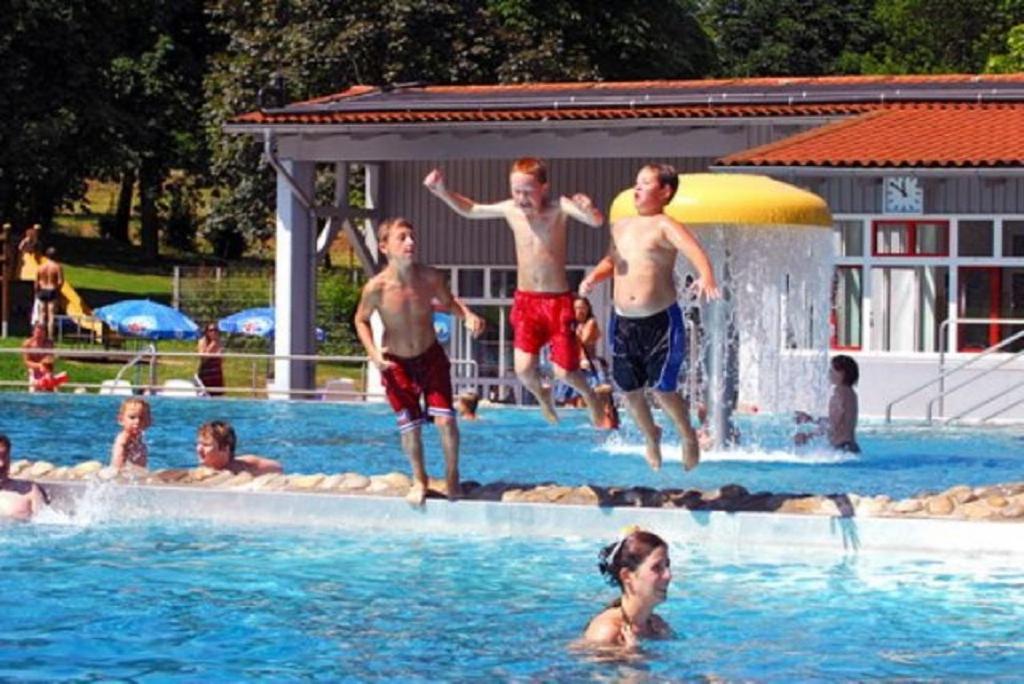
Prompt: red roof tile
<box><xmin>717</xmin><ymin>104</ymin><xmax>1024</xmax><ymax>168</ymax></box>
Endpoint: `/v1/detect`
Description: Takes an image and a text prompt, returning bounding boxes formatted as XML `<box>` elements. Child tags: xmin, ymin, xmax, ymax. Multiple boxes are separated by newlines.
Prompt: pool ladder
<box><xmin>885</xmin><ymin>318</ymin><xmax>1024</xmax><ymax>424</ymax></box>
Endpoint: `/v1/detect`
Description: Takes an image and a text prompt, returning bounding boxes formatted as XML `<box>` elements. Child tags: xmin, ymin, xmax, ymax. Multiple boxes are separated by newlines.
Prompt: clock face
<box><xmin>883</xmin><ymin>176</ymin><xmax>923</xmax><ymax>214</ymax></box>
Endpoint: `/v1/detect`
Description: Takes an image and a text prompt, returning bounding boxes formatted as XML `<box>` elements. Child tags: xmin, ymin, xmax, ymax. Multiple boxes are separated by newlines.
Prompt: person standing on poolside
<box><xmin>0</xmin><ymin>434</ymin><xmax>48</xmax><ymax>520</ymax></box>
<box><xmin>579</xmin><ymin>164</ymin><xmax>719</xmax><ymax>472</ymax></box>
<box><xmin>583</xmin><ymin>527</ymin><xmax>674</xmax><ymax>648</ymax></box>
<box><xmin>423</xmin><ymin>159</ymin><xmax>612</xmax><ymax>428</ymax></box>
<box><xmin>22</xmin><ymin>322</ymin><xmax>54</xmax><ymax>392</ymax></box>
<box><xmin>355</xmin><ymin>218</ymin><xmax>485</xmax><ymax>506</ymax></box>
<box><xmin>35</xmin><ymin>246</ymin><xmax>64</xmax><ymax>339</ymax></box>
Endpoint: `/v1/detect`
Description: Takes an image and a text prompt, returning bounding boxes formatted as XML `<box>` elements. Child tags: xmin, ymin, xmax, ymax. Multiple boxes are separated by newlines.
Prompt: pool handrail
<box><xmin>884</xmin><ymin>318</ymin><xmax>1024</xmax><ymax>423</ymax></box>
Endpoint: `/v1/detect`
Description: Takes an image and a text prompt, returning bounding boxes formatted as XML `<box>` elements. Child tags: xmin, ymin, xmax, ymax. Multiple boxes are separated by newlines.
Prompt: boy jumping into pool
<box><xmin>424</xmin><ymin>159</ymin><xmax>611</xmax><ymax>428</ymax></box>
<box><xmin>355</xmin><ymin>217</ymin><xmax>486</xmax><ymax>506</ymax></box>
<box><xmin>579</xmin><ymin>164</ymin><xmax>719</xmax><ymax>472</ymax></box>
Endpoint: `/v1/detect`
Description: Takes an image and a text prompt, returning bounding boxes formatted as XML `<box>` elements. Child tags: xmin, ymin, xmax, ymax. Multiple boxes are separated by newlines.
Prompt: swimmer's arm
<box><xmin>354</xmin><ymin>281</ymin><xmax>390</xmax><ymax>370</ymax></box>
<box><xmin>237</xmin><ymin>455</ymin><xmax>283</xmax><ymax>476</ymax></box>
<box><xmin>661</xmin><ymin>217</ymin><xmax>720</xmax><ymax>301</ymax></box>
<box><xmin>578</xmin><ymin>318</ymin><xmax>600</xmax><ymax>347</ymax></box>
<box><xmin>559</xmin><ymin>194</ymin><xmax>604</xmax><ymax>227</ymax></box>
<box><xmin>28</xmin><ymin>483</ymin><xmax>47</xmax><ymax>515</ymax></box>
<box><xmin>423</xmin><ymin>168</ymin><xmax>507</xmax><ymax>219</ymax></box>
<box><xmin>431</xmin><ymin>270</ymin><xmax>485</xmax><ymax>338</ymax></box>
<box><xmin>579</xmin><ymin>256</ymin><xmax>615</xmax><ymax>296</ymax></box>
<box><xmin>583</xmin><ymin>615</ymin><xmax>627</xmax><ymax>647</ymax></box>
<box><xmin>110</xmin><ymin>433</ymin><xmax>128</xmax><ymax>469</ymax></box>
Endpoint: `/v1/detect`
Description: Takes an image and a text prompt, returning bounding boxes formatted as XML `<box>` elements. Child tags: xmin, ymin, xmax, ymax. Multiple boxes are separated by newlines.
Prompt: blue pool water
<box><xmin>2</xmin><ymin>519</ymin><xmax>1023</xmax><ymax>680</ymax></box>
<box><xmin>1</xmin><ymin>394</ymin><xmax>1021</xmax><ymax>498</ymax></box>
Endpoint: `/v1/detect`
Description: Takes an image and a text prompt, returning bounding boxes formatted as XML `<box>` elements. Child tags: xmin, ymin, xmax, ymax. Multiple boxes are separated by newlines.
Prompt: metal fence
<box><xmin>172</xmin><ymin>264</ymin><xmax>366</xmax><ymax>356</ymax></box>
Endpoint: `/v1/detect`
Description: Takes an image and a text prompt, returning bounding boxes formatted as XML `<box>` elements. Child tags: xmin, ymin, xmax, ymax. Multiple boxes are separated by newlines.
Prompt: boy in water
<box><xmin>580</xmin><ymin>164</ymin><xmax>719</xmax><ymax>471</ymax></box>
<box><xmin>196</xmin><ymin>420</ymin><xmax>283</xmax><ymax>475</ymax></box>
<box><xmin>794</xmin><ymin>354</ymin><xmax>860</xmax><ymax>452</ymax></box>
<box><xmin>424</xmin><ymin>159</ymin><xmax>610</xmax><ymax>427</ymax></box>
<box><xmin>355</xmin><ymin>218</ymin><xmax>485</xmax><ymax>506</ymax></box>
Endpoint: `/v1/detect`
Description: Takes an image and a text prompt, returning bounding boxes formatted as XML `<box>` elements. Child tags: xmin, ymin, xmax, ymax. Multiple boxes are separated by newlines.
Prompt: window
<box><xmin>870</xmin><ymin>266</ymin><xmax>948</xmax><ymax>352</ymax></box>
<box><xmin>488</xmin><ymin>269</ymin><xmax>517</xmax><ymax>298</ymax></box>
<box><xmin>959</xmin><ymin>267</ymin><xmax>1024</xmax><ymax>352</ymax></box>
<box><xmin>457</xmin><ymin>269</ymin><xmax>484</xmax><ymax>297</ymax></box>
<box><xmin>831</xmin><ymin>267</ymin><xmax>862</xmax><ymax>350</ymax></box>
<box><xmin>958</xmin><ymin>220</ymin><xmax>994</xmax><ymax>257</ymax></box>
<box><xmin>833</xmin><ymin>220</ymin><xmax>864</xmax><ymax>257</ymax></box>
<box><xmin>1003</xmin><ymin>221</ymin><xmax>1024</xmax><ymax>257</ymax></box>
<box><xmin>873</xmin><ymin>220</ymin><xmax>948</xmax><ymax>256</ymax></box>
<box><xmin>566</xmin><ymin>269</ymin><xmax>585</xmax><ymax>294</ymax></box>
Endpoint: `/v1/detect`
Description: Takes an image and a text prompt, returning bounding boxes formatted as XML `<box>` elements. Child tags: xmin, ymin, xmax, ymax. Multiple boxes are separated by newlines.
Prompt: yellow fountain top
<box><xmin>609</xmin><ymin>173</ymin><xmax>832</xmax><ymax>228</ymax></box>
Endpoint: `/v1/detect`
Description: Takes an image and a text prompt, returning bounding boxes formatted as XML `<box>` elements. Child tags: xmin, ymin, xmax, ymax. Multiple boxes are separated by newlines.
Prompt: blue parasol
<box><xmin>219</xmin><ymin>307</ymin><xmax>325</xmax><ymax>341</ymax></box>
<box><xmin>93</xmin><ymin>299</ymin><xmax>199</xmax><ymax>340</ymax></box>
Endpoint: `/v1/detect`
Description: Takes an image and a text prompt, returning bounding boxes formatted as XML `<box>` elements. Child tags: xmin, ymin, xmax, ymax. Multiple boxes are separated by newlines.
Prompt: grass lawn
<box><xmin>0</xmin><ymin>337</ymin><xmax>364</xmax><ymax>396</ymax></box>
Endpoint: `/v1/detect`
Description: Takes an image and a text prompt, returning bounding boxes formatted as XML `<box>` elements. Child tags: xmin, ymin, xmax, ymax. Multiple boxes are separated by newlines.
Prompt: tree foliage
<box><xmin>202</xmin><ymin>0</ymin><xmax>714</xmax><ymax>255</ymax></box>
<box><xmin>854</xmin><ymin>0</ymin><xmax>1024</xmax><ymax>73</ymax></box>
<box><xmin>701</xmin><ymin>0</ymin><xmax>877</xmax><ymax>76</ymax></box>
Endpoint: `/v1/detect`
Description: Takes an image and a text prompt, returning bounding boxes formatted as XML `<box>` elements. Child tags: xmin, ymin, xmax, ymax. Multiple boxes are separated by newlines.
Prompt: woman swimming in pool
<box><xmin>583</xmin><ymin>527</ymin><xmax>674</xmax><ymax>648</ymax></box>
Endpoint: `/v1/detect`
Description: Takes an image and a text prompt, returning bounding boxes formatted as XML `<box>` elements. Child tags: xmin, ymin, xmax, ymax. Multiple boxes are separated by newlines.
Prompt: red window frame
<box><xmin>830</xmin><ymin>265</ymin><xmax>862</xmax><ymax>351</ymax></box>
<box><xmin>872</xmin><ymin>219</ymin><xmax>949</xmax><ymax>257</ymax></box>
<box><xmin>957</xmin><ymin>266</ymin><xmax>1002</xmax><ymax>351</ymax></box>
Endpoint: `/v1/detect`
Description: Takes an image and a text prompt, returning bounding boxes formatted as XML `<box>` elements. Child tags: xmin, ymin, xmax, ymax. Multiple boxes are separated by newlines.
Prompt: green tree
<box><xmin>100</xmin><ymin>0</ymin><xmax>212</xmax><ymax>259</ymax></box>
<box><xmin>203</xmin><ymin>0</ymin><xmax>715</xmax><ymax>256</ymax></box>
<box><xmin>702</xmin><ymin>0</ymin><xmax>877</xmax><ymax>77</ymax></box>
<box><xmin>987</xmin><ymin>23</ymin><xmax>1024</xmax><ymax>72</ymax></box>
<box><xmin>856</xmin><ymin>0</ymin><xmax>1024</xmax><ymax>73</ymax></box>
<box><xmin>0</xmin><ymin>1</ymin><xmax>115</xmax><ymax>230</ymax></box>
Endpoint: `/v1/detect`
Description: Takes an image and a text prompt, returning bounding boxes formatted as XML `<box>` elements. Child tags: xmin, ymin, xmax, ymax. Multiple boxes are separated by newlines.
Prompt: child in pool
<box><xmin>794</xmin><ymin>354</ymin><xmax>860</xmax><ymax>453</ymax></box>
<box><xmin>195</xmin><ymin>420</ymin><xmax>282</xmax><ymax>476</ymax></box>
<box><xmin>583</xmin><ymin>527</ymin><xmax>674</xmax><ymax>648</ymax></box>
<box><xmin>110</xmin><ymin>397</ymin><xmax>152</xmax><ymax>471</ymax></box>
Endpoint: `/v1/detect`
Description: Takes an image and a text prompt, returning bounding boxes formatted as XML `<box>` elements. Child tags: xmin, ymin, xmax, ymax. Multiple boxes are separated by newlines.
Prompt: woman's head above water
<box><xmin>598</xmin><ymin>527</ymin><xmax>672</xmax><ymax>594</ymax></box>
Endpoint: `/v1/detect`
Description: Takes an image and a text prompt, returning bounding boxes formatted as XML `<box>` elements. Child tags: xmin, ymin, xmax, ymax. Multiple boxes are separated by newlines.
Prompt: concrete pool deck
<box><xmin>14</xmin><ymin>458</ymin><xmax>1024</xmax><ymax>558</ymax></box>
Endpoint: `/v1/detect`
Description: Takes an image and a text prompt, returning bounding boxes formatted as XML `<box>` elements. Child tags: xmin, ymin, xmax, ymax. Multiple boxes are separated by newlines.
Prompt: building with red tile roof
<box><xmin>227</xmin><ymin>74</ymin><xmax>1024</xmax><ymax>420</ymax></box>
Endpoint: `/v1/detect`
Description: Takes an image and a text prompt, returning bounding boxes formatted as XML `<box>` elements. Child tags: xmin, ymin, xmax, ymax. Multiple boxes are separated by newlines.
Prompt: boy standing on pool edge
<box><xmin>580</xmin><ymin>164</ymin><xmax>719</xmax><ymax>472</ymax></box>
<box><xmin>355</xmin><ymin>218</ymin><xmax>485</xmax><ymax>506</ymax></box>
<box><xmin>423</xmin><ymin>159</ymin><xmax>612</xmax><ymax>428</ymax></box>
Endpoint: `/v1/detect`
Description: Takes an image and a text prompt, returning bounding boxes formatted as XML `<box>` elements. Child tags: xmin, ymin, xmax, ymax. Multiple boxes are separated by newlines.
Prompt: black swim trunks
<box><xmin>609</xmin><ymin>303</ymin><xmax>686</xmax><ymax>393</ymax></box>
<box><xmin>36</xmin><ymin>288</ymin><xmax>57</xmax><ymax>303</ymax></box>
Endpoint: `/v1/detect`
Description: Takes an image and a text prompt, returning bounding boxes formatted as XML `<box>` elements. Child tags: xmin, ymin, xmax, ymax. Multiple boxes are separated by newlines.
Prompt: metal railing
<box><xmin>0</xmin><ymin>346</ymin><xmax>478</xmax><ymax>400</ymax></box>
<box><xmin>884</xmin><ymin>317</ymin><xmax>1024</xmax><ymax>423</ymax></box>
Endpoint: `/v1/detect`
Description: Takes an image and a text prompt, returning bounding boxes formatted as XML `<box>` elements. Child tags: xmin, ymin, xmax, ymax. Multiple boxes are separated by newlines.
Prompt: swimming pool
<box><xmin>2</xmin><ymin>518</ymin><xmax>1022</xmax><ymax>680</ymax></box>
<box><xmin>2</xmin><ymin>394</ymin><xmax>1021</xmax><ymax>499</ymax></box>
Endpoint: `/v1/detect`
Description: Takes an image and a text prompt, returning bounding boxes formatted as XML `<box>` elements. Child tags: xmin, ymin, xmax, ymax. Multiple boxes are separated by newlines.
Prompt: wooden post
<box><xmin>1</xmin><ymin>223</ymin><xmax>11</xmax><ymax>338</ymax></box>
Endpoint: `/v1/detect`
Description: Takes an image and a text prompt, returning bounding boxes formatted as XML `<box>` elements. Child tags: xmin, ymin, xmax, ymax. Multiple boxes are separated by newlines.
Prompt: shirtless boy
<box><xmin>355</xmin><ymin>218</ymin><xmax>485</xmax><ymax>506</ymax></box>
<box><xmin>196</xmin><ymin>421</ymin><xmax>283</xmax><ymax>476</ymax></box>
<box><xmin>424</xmin><ymin>159</ymin><xmax>609</xmax><ymax>427</ymax></box>
<box><xmin>0</xmin><ymin>434</ymin><xmax>47</xmax><ymax>520</ymax></box>
<box><xmin>35</xmin><ymin>247</ymin><xmax>64</xmax><ymax>339</ymax></box>
<box><xmin>580</xmin><ymin>164</ymin><xmax>719</xmax><ymax>471</ymax></box>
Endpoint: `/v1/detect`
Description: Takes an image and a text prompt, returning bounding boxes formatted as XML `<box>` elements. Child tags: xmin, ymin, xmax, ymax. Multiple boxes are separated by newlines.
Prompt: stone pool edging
<box><xmin>12</xmin><ymin>458</ymin><xmax>1024</xmax><ymax>523</ymax></box>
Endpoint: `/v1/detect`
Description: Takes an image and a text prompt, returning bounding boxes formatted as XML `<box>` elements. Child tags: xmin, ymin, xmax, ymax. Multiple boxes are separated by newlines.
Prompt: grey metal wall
<box><xmin>813</xmin><ymin>176</ymin><xmax>1024</xmax><ymax>215</ymax></box>
<box><xmin>382</xmin><ymin>157</ymin><xmax>713</xmax><ymax>266</ymax></box>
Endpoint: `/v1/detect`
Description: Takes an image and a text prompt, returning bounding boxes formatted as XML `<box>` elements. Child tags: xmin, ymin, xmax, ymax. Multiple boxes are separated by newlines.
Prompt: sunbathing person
<box><xmin>196</xmin><ymin>420</ymin><xmax>282</xmax><ymax>476</ymax></box>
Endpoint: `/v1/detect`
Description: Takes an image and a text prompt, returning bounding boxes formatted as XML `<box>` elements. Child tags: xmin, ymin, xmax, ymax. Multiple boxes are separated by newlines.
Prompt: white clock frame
<box><xmin>882</xmin><ymin>175</ymin><xmax>923</xmax><ymax>214</ymax></box>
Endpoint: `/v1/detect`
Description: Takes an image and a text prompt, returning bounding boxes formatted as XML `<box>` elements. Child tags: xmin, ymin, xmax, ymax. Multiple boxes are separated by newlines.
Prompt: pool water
<box><xmin>1</xmin><ymin>394</ymin><xmax>1022</xmax><ymax>498</ymax></box>
<box><xmin>2</xmin><ymin>519</ymin><xmax>1023</xmax><ymax>680</ymax></box>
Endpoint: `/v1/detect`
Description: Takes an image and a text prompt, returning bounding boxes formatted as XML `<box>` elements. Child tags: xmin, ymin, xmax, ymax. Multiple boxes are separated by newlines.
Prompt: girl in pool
<box><xmin>583</xmin><ymin>527</ymin><xmax>674</xmax><ymax>648</ymax></box>
<box><xmin>110</xmin><ymin>398</ymin><xmax>152</xmax><ymax>471</ymax></box>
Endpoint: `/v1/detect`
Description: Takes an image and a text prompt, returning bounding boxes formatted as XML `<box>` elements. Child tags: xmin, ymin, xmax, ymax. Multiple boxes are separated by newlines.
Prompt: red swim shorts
<box><xmin>381</xmin><ymin>341</ymin><xmax>455</xmax><ymax>433</ymax></box>
<box><xmin>510</xmin><ymin>290</ymin><xmax>579</xmax><ymax>372</ymax></box>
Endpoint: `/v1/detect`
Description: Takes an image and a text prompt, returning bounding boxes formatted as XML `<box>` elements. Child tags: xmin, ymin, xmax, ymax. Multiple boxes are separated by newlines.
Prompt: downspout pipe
<box><xmin>263</xmin><ymin>130</ymin><xmax>314</xmax><ymax>211</ymax></box>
